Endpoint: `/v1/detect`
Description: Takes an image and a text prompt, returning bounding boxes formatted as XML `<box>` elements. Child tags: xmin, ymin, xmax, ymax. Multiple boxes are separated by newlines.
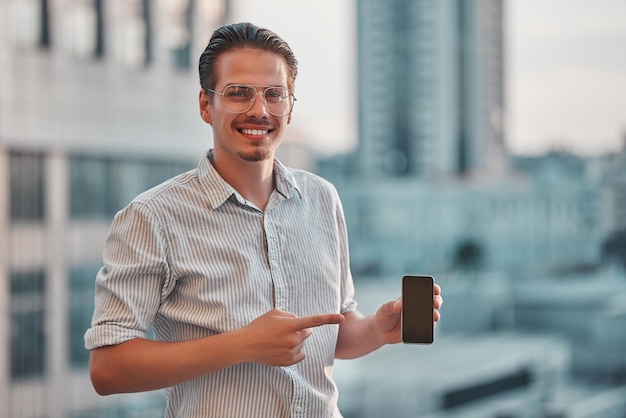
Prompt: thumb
<box><xmin>380</xmin><ymin>298</ymin><xmax>402</xmax><ymax>317</ymax></box>
<box><xmin>392</xmin><ymin>298</ymin><xmax>402</xmax><ymax>312</ymax></box>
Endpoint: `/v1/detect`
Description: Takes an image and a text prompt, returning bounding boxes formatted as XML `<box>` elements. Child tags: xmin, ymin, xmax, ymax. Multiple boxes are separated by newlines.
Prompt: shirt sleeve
<box><xmin>84</xmin><ymin>200</ymin><xmax>171</xmax><ymax>350</ymax></box>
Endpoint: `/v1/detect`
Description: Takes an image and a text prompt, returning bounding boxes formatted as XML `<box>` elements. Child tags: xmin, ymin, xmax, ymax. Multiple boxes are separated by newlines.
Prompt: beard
<box><xmin>237</xmin><ymin>147</ymin><xmax>273</xmax><ymax>162</ymax></box>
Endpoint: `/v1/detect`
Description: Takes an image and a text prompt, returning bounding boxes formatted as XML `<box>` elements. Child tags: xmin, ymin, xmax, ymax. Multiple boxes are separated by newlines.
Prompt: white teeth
<box><xmin>241</xmin><ymin>129</ymin><xmax>269</xmax><ymax>136</ymax></box>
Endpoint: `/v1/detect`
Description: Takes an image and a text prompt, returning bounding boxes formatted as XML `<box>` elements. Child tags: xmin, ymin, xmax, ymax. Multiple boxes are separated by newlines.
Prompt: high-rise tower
<box><xmin>356</xmin><ymin>0</ymin><xmax>507</xmax><ymax>179</ymax></box>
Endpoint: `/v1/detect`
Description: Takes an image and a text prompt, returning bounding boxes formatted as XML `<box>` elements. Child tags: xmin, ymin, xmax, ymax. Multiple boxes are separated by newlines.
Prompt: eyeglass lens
<box><xmin>221</xmin><ymin>85</ymin><xmax>292</xmax><ymax>116</ymax></box>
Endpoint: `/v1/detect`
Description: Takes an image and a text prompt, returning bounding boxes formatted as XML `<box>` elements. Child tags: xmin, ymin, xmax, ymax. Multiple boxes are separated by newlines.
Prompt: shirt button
<box><xmin>294</xmin><ymin>405</ymin><xmax>303</xmax><ymax>413</ymax></box>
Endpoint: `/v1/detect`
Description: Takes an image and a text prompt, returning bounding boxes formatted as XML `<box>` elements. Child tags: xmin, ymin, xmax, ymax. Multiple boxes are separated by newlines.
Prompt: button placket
<box><xmin>263</xmin><ymin>210</ymin><xmax>288</xmax><ymax>310</ymax></box>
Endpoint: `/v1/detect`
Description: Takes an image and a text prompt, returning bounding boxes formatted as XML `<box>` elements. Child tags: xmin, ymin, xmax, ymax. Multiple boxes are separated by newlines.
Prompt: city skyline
<box><xmin>2</xmin><ymin>2</ymin><xmax>625</xmax><ymax>417</ymax></box>
<box><xmin>231</xmin><ymin>0</ymin><xmax>626</xmax><ymax>157</ymax></box>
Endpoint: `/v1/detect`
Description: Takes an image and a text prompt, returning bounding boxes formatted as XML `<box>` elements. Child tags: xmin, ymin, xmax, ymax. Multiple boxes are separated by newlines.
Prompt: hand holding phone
<box><xmin>401</xmin><ymin>275</ymin><xmax>434</xmax><ymax>344</ymax></box>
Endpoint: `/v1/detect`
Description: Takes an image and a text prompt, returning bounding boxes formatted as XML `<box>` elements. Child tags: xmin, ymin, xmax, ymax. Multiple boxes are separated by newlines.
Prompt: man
<box><xmin>85</xmin><ymin>22</ymin><xmax>443</xmax><ymax>417</ymax></box>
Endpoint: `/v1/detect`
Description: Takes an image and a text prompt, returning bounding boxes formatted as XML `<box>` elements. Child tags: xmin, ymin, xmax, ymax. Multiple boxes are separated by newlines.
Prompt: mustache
<box><xmin>237</xmin><ymin>119</ymin><xmax>273</xmax><ymax>128</ymax></box>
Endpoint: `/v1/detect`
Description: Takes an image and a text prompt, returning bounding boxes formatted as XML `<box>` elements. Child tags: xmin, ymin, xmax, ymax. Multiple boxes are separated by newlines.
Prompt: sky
<box><xmin>507</xmin><ymin>0</ymin><xmax>626</xmax><ymax>156</ymax></box>
<box><xmin>230</xmin><ymin>0</ymin><xmax>626</xmax><ymax>157</ymax></box>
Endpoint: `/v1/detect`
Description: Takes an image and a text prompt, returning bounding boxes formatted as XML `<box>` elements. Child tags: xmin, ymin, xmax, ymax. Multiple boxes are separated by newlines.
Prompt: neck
<box><xmin>211</xmin><ymin>151</ymin><xmax>275</xmax><ymax>211</ymax></box>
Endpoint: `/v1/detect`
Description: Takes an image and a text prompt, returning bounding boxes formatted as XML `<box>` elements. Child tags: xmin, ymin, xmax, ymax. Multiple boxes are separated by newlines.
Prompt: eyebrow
<box><xmin>224</xmin><ymin>83</ymin><xmax>288</xmax><ymax>89</ymax></box>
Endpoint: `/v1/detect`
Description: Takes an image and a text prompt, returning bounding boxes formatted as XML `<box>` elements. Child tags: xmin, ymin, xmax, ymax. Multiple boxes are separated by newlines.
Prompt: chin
<box><xmin>238</xmin><ymin>149</ymin><xmax>273</xmax><ymax>162</ymax></box>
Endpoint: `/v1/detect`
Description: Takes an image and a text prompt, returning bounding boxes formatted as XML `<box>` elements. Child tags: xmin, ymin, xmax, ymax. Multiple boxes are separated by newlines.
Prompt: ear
<box><xmin>199</xmin><ymin>89</ymin><xmax>213</xmax><ymax>125</ymax></box>
<box><xmin>287</xmin><ymin>112</ymin><xmax>292</xmax><ymax>125</ymax></box>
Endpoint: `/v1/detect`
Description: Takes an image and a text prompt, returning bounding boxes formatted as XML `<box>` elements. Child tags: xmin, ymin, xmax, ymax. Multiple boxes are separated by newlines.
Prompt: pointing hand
<box><xmin>241</xmin><ymin>309</ymin><xmax>345</xmax><ymax>366</ymax></box>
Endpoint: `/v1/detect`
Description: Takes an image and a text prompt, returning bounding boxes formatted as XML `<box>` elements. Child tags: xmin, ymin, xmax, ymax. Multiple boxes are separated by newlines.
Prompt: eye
<box><xmin>224</xmin><ymin>85</ymin><xmax>254</xmax><ymax>101</ymax></box>
<box><xmin>264</xmin><ymin>88</ymin><xmax>288</xmax><ymax>103</ymax></box>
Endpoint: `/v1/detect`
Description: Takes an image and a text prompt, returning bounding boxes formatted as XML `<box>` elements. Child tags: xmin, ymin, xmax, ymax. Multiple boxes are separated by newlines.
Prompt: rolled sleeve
<box><xmin>84</xmin><ymin>201</ymin><xmax>170</xmax><ymax>350</ymax></box>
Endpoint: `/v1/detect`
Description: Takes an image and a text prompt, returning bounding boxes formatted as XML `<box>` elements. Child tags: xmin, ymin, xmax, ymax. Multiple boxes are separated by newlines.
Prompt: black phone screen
<box><xmin>401</xmin><ymin>275</ymin><xmax>434</xmax><ymax>344</ymax></box>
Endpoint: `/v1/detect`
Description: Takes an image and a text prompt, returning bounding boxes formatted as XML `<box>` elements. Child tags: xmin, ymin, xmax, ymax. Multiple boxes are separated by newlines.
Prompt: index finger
<box><xmin>291</xmin><ymin>313</ymin><xmax>345</xmax><ymax>331</ymax></box>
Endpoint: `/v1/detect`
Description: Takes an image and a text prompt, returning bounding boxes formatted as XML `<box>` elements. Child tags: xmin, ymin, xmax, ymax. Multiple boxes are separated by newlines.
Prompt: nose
<box><xmin>245</xmin><ymin>91</ymin><xmax>269</xmax><ymax>118</ymax></box>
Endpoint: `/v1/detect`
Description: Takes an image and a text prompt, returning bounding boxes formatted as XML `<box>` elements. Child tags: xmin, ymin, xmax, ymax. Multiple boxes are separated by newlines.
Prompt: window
<box><xmin>111</xmin><ymin>0</ymin><xmax>152</xmax><ymax>68</ymax></box>
<box><xmin>94</xmin><ymin>0</ymin><xmax>105</xmax><ymax>57</ymax></box>
<box><xmin>62</xmin><ymin>0</ymin><xmax>104</xmax><ymax>58</ymax></box>
<box><xmin>8</xmin><ymin>0</ymin><xmax>50</xmax><ymax>48</ymax></box>
<box><xmin>70</xmin><ymin>154</ymin><xmax>194</xmax><ymax>219</ymax></box>
<box><xmin>164</xmin><ymin>0</ymin><xmax>194</xmax><ymax>70</ymax></box>
<box><xmin>10</xmin><ymin>270</ymin><xmax>47</xmax><ymax>380</ymax></box>
<box><xmin>70</xmin><ymin>156</ymin><xmax>112</xmax><ymax>218</ymax></box>
<box><xmin>10</xmin><ymin>151</ymin><xmax>46</xmax><ymax>221</ymax></box>
<box><xmin>69</xmin><ymin>265</ymin><xmax>100</xmax><ymax>368</ymax></box>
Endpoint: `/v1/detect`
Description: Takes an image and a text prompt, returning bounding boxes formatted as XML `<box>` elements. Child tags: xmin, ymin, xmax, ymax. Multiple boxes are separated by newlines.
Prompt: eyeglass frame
<box><xmin>206</xmin><ymin>84</ymin><xmax>297</xmax><ymax>117</ymax></box>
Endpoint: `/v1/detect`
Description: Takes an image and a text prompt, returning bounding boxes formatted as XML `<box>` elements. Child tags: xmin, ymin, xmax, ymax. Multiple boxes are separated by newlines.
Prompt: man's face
<box><xmin>199</xmin><ymin>48</ymin><xmax>292</xmax><ymax>163</ymax></box>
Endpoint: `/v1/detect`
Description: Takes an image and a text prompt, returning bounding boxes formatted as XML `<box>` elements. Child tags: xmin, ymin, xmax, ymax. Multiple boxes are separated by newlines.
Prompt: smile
<box><xmin>240</xmin><ymin>128</ymin><xmax>270</xmax><ymax>136</ymax></box>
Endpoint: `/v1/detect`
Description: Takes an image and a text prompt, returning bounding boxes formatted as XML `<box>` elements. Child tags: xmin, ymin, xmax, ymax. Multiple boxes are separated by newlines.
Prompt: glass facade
<box><xmin>10</xmin><ymin>151</ymin><xmax>45</xmax><ymax>221</ymax></box>
<box><xmin>10</xmin><ymin>270</ymin><xmax>46</xmax><ymax>380</ymax></box>
<box><xmin>70</xmin><ymin>154</ymin><xmax>194</xmax><ymax>219</ymax></box>
<box><xmin>69</xmin><ymin>264</ymin><xmax>101</xmax><ymax>368</ymax></box>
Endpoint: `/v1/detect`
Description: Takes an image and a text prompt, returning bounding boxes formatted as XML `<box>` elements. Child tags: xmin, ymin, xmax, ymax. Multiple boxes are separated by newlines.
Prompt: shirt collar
<box><xmin>273</xmin><ymin>157</ymin><xmax>302</xmax><ymax>200</ymax></box>
<box><xmin>197</xmin><ymin>149</ymin><xmax>302</xmax><ymax>210</ymax></box>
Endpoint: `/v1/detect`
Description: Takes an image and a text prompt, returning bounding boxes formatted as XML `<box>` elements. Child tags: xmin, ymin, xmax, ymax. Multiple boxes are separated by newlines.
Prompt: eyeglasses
<box><xmin>207</xmin><ymin>84</ymin><xmax>296</xmax><ymax>116</ymax></box>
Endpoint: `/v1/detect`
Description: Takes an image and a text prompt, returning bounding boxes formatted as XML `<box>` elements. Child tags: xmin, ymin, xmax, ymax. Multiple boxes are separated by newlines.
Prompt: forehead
<box><xmin>214</xmin><ymin>48</ymin><xmax>290</xmax><ymax>88</ymax></box>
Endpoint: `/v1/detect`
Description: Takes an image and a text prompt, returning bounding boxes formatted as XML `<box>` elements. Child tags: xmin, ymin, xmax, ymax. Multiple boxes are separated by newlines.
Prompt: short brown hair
<box><xmin>198</xmin><ymin>22</ymin><xmax>298</xmax><ymax>93</ymax></box>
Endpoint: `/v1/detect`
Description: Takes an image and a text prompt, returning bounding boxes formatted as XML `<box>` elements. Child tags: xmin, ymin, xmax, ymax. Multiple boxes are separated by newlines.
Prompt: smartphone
<box><xmin>401</xmin><ymin>275</ymin><xmax>434</xmax><ymax>344</ymax></box>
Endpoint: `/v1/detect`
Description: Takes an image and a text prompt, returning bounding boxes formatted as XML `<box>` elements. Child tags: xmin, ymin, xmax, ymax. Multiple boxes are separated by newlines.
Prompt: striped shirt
<box><xmin>85</xmin><ymin>149</ymin><xmax>357</xmax><ymax>418</ymax></box>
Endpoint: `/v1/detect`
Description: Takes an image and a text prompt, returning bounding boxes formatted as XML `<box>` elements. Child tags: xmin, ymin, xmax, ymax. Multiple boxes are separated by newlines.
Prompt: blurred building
<box><xmin>597</xmin><ymin>141</ymin><xmax>626</xmax><ymax>234</ymax></box>
<box><xmin>0</xmin><ymin>1</ymin><xmax>228</xmax><ymax>417</ymax></box>
<box><xmin>355</xmin><ymin>0</ymin><xmax>507</xmax><ymax>179</ymax></box>
<box><xmin>324</xmin><ymin>173</ymin><xmax>602</xmax><ymax>277</ymax></box>
<box><xmin>318</xmin><ymin>0</ymin><xmax>613</xmax><ymax>278</ymax></box>
<box><xmin>512</xmin><ymin>273</ymin><xmax>626</xmax><ymax>382</ymax></box>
